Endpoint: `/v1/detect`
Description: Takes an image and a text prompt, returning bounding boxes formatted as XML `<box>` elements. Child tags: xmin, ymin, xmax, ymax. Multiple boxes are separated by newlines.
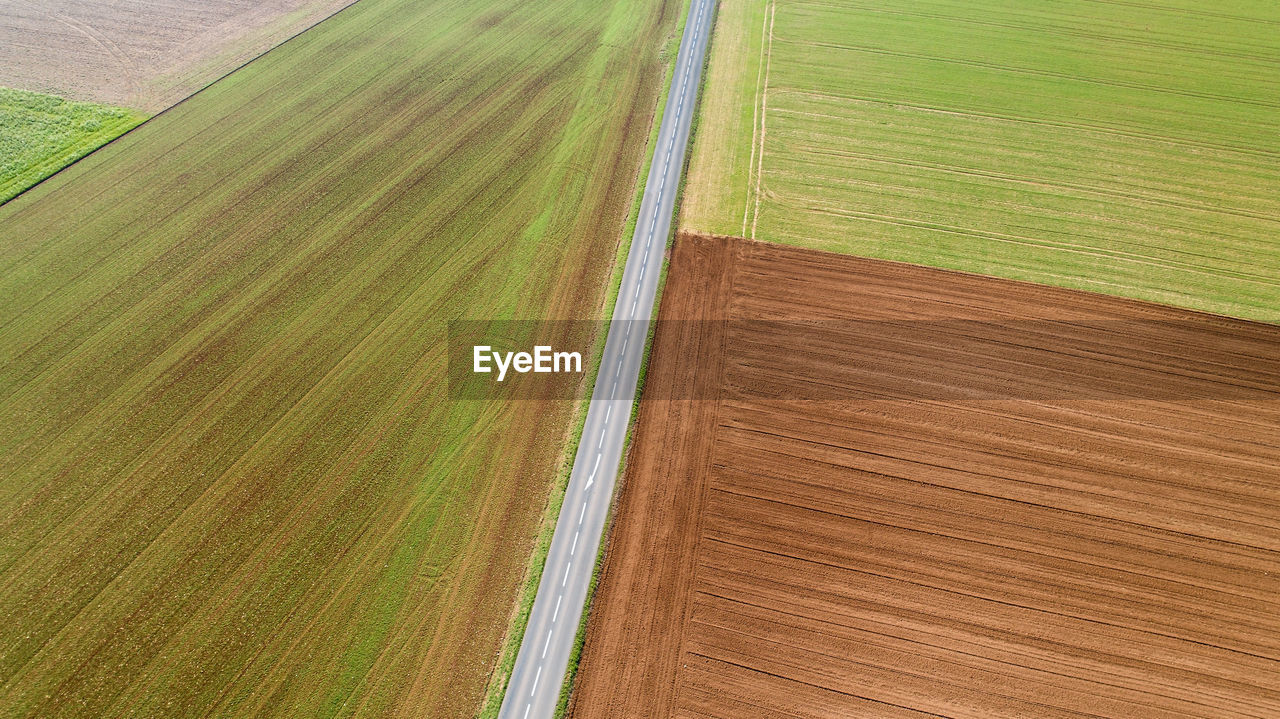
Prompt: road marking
<box><xmin>531</xmin><ymin>667</ymin><xmax>542</xmax><ymax>695</ymax></box>
<box><xmin>552</xmin><ymin>595</ymin><xmax>562</xmax><ymax>623</ymax></box>
<box><xmin>578</xmin><ymin>503</ymin><xmax>587</xmax><ymax>525</ymax></box>
<box><xmin>523</xmin><ymin>704</ymin><xmax>530</xmax><ymax>719</ymax></box>
<box><xmin>604</xmin><ymin>405</ymin><xmax>611</xmax><ymax>423</ymax></box>
<box><xmin>571</xmin><ymin>531</ymin><xmax>579</xmax><ymax>555</ymax></box>
<box><xmin>563</xmin><ymin>561</ymin><xmax>572</xmax><ymax>586</ymax></box>
<box><xmin>542</xmin><ymin>631</ymin><xmax>552</xmax><ymax>658</ymax></box>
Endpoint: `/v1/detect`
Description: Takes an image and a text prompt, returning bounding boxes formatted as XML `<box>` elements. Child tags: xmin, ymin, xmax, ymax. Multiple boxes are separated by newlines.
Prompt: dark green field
<box><xmin>0</xmin><ymin>0</ymin><xmax>677</xmax><ymax>716</ymax></box>
<box><xmin>683</xmin><ymin>0</ymin><xmax>1280</xmax><ymax>321</ymax></box>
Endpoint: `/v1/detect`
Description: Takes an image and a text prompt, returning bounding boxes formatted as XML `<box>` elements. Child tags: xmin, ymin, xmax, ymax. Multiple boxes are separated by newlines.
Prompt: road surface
<box><xmin>495</xmin><ymin>0</ymin><xmax>716</xmax><ymax>716</ymax></box>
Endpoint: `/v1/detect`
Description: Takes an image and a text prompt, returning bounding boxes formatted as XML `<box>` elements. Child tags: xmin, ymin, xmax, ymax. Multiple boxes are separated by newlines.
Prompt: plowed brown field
<box><xmin>570</xmin><ymin>233</ymin><xmax>1280</xmax><ymax>718</ymax></box>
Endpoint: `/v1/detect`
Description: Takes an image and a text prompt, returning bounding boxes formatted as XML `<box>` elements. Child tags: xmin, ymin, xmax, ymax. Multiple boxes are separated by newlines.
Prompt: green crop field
<box><xmin>0</xmin><ymin>87</ymin><xmax>146</xmax><ymax>204</ymax></box>
<box><xmin>0</xmin><ymin>0</ymin><xmax>677</xmax><ymax>716</ymax></box>
<box><xmin>683</xmin><ymin>0</ymin><xmax>1280</xmax><ymax>322</ymax></box>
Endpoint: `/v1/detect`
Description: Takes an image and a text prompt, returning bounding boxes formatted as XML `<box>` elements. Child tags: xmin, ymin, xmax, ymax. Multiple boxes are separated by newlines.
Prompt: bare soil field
<box><xmin>570</xmin><ymin>233</ymin><xmax>1280</xmax><ymax>718</ymax></box>
<box><xmin>0</xmin><ymin>0</ymin><xmax>358</xmax><ymax>111</ymax></box>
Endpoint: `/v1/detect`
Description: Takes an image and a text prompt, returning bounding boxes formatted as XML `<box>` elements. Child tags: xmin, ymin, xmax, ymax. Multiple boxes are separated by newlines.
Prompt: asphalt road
<box><xmin>495</xmin><ymin>0</ymin><xmax>715</xmax><ymax>716</ymax></box>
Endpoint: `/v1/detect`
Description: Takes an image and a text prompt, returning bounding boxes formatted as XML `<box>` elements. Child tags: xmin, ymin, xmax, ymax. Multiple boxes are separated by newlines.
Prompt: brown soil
<box><xmin>0</xmin><ymin>0</ymin><xmax>359</xmax><ymax>111</ymax></box>
<box><xmin>569</xmin><ymin>232</ymin><xmax>1280</xmax><ymax>718</ymax></box>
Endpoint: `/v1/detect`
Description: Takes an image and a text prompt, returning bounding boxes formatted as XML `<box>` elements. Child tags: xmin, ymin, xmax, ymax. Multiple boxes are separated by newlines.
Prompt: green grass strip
<box><xmin>0</xmin><ymin>87</ymin><xmax>146</xmax><ymax>205</ymax></box>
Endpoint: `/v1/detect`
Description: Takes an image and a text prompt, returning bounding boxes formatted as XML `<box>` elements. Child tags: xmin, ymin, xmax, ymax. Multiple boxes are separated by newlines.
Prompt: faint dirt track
<box><xmin>0</xmin><ymin>0</ymin><xmax>359</xmax><ymax>111</ymax></box>
<box><xmin>570</xmin><ymin>232</ymin><xmax>1280</xmax><ymax>718</ymax></box>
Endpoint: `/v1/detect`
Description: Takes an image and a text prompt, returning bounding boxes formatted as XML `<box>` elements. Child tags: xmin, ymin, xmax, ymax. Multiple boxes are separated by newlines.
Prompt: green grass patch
<box><xmin>0</xmin><ymin>87</ymin><xmax>146</xmax><ymax>204</ymax></box>
<box><xmin>683</xmin><ymin>0</ymin><xmax>1280</xmax><ymax>322</ymax></box>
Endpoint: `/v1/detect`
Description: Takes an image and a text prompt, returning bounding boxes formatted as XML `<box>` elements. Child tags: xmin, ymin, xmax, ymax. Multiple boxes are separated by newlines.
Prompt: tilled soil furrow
<box><xmin>696</xmin><ymin>544</ymin><xmax>1280</xmax><ymax>706</ymax></box>
<box><xmin>710</xmin><ymin>451</ymin><xmax>1280</xmax><ymax>607</ymax></box>
<box><xmin>688</xmin><ymin>593</ymin><xmax>1259</xmax><ymax>718</ymax></box>
<box><xmin>701</xmin><ymin>489</ymin><xmax>1280</xmax><ymax>658</ymax></box>
<box><xmin>713</xmin><ymin>419</ymin><xmax>1280</xmax><ymax>547</ymax></box>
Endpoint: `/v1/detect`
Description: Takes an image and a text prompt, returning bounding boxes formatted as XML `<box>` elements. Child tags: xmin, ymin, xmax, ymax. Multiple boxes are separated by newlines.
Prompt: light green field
<box><xmin>0</xmin><ymin>87</ymin><xmax>145</xmax><ymax>204</ymax></box>
<box><xmin>683</xmin><ymin>0</ymin><xmax>1280</xmax><ymax>321</ymax></box>
<box><xmin>0</xmin><ymin>0</ymin><xmax>675</xmax><ymax>716</ymax></box>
